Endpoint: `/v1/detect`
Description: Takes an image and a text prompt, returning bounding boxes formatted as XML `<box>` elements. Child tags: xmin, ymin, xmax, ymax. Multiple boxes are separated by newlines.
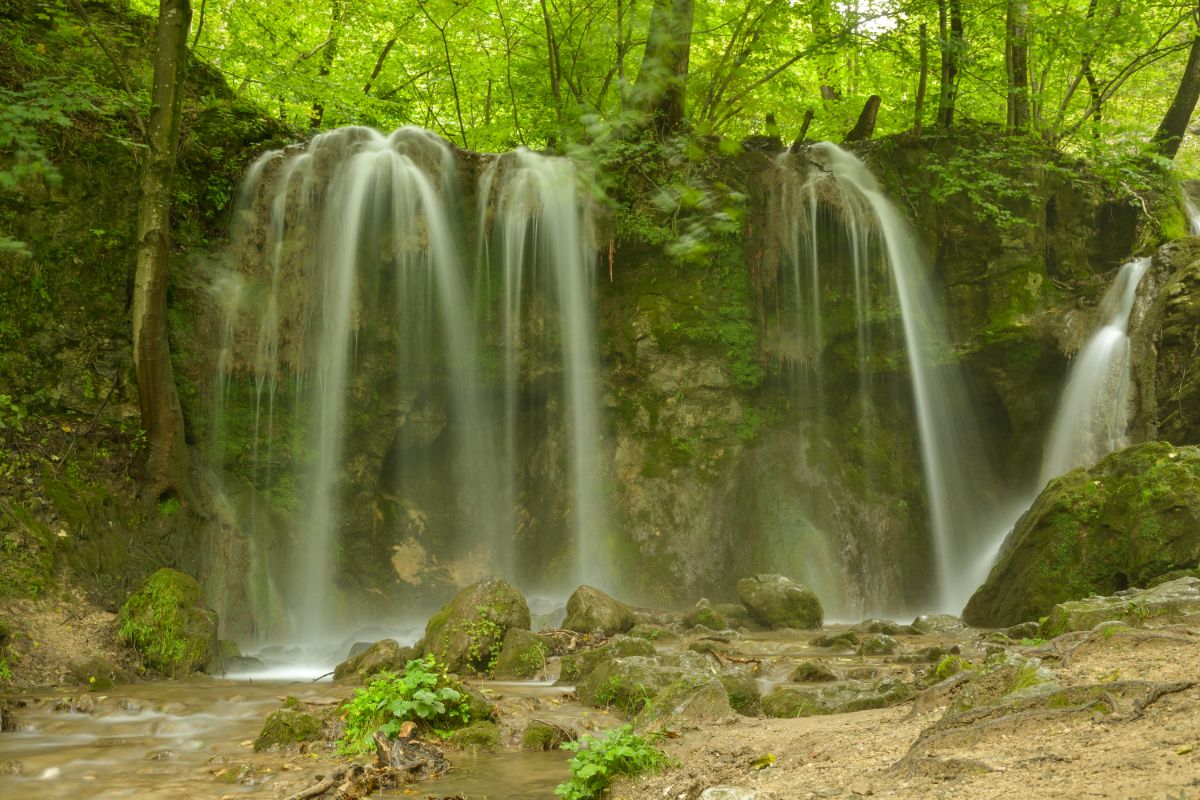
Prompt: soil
<box><xmin>616</xmin><ymin>622</ymin><xmax>1200</xmax><ymax>800</ymax></box>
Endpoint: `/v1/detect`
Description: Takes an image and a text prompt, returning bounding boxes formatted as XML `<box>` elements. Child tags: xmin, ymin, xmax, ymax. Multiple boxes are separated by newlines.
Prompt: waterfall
<box><xmin>214</xmin><ymin>129</ymin><xmax>610</xmax><ymax>642</ymax></box>
<box><xmin>1039</xmin><ymin>257</ymin><xmax>1151</xmax><ymax>486</ymax></box>
<box><xmin>771</xmin><ymin>143</ymin><xmax>1001</xmax><ymax>612</ymax></box>
<box><xmin>221</xmin><ymin>127</ymin><xmax>507</xmax><ymax>642</ymax></box>
<box><xmin>479</xmin><ymin>150</ymin><xmax>610</xmax><ymax>591</ymax></box>
<box><xmin>1184</xmin><ymin>190</ymin><xmax>1200</xmax><ymax>236</ymax></box>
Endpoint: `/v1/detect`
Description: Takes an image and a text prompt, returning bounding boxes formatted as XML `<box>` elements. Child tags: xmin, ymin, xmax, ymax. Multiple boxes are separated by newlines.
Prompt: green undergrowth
<box><xmin>338</xmin><ymin>655</ymin><xmax>481</xmax><ymax>754</ymax></box>
<box><xmin>555</xmin><ymin>724</ymin><xmax>670</xmax><ymax>800</ymax></box>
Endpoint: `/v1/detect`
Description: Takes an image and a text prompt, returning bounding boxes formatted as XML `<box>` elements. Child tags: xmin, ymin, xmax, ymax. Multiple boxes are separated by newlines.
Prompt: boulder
<box><xmin>562</xmin><ymin>585</ymin><xmax>635</xmax><ymax>635</ymax></box>
<box><xmin>856</xmin><ymin>633</ymin><xmax>898</xmax><ymax>656</ymax></box>
<box><xmin>909</xmin><ymin>614</ymin><xmax>966</xmax><ymax>635</ymax></box>
<box><xmin>965</xmin><ymin>443</ymin><xmax>1200</xmax><ymax>627</ymax></box>
<box><xmin>448</xmin><ymin>720</ymin><xmax>500</xmax><ymax>751</ymax></box>
<box><xmin>762</xmin><ymin>677</ymin><xmax>912</xmax><ymax>718</ymax></box>
<box><xmin>492</xmin><ymin>628</ymin><xmax>549</xmax><ymax>679</ymax></box>
<box><xmin>253</xmin><ymin>709</ymin><xmax>323</xmax><ymax>751</ymax></box>
<box><xmin>419</xmin><ymin>576</ymin><xmax>531</xmax><ymax>675</ymax></box>
<box><xmin>683</xmin><ymin>599</ymin><xmax>727</xmax><ymax>630</ymax></box>
<box><xmin>522</xmin><ymin>720</ymin><xmax>574</xmax><ymax>750</ymax></box>
<box><xmin>333</xmin><ymin>639</ymin><xmax>415</xmax><ymax>684</ymax></box>
<box><xmin>558</xmin><ymin>635</ymin><xmax>656</xmax><ymax>684</ymax></box>
<box><xmin>116</xmin><ymin>568</ymin><xmax>218</xmax><ymax>677</ymax></box>
<box><xmin>790</xmin><ymin>661</ymin><xmax>837</xmax><ymax>682</ymax></box>
<box><xmin>1040</xmin><ymin>577</ymin><xmax>1200</xmax><ymax>638</ymax></box>
<box><xmin>717</xmin><ymin>670</ymin><xmax>762</xmax><ymax>716</ymax></box>
<box><xmin>736</xmin><ymin>574</ymin><xmax>823</xmax><ymax>630</ymax></box>
<box><xmin>713</xmin><ymin>603</ymin><xmax>751</xmax><ymax>627</ymax></box>
<box><xmin>635</xmin><ymin>676</ymin><xmax>735</xmax><ymax>727</ymax></box>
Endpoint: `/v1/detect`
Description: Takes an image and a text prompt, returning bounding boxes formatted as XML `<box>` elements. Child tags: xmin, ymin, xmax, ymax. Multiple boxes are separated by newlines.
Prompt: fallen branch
<box><xmin>285</xmin><ymin>765</ymin><xmax>351</xmax><ymax>800</ymax></box>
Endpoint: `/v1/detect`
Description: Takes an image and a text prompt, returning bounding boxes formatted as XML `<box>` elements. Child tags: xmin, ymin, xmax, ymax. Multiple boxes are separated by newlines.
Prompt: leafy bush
<box><xmin>338</xmin><ymin>655</ymin><xmax>475</xmax><ymax>754</ymax></box>
<box><xmin>554</xmin><ymin>724</ymin><xmax>669</xmax><ymax>800</ymax></box>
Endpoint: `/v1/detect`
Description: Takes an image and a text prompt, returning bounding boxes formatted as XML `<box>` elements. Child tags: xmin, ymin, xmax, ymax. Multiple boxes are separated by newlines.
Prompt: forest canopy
<box><xmin>106</xmin><ymin>0</ymin><xmax>1200</xmax><ymax>170</ymax></box>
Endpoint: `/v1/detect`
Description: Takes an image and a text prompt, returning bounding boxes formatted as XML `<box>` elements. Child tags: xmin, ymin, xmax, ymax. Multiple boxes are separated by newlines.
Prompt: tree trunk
<box><xmin>132</xmin><ymin>0</ymin><xmax>191</xmax><ymax>503</ymax></box>
<box><xmin>789</xmin><ymin>107</ymin><xmax>814</xmax><ymax>152</ymax></box>
<box><xmin>632</xmin><ymin>0</ymin><xmax>694</xmax><ymax>136</ymax></box>
<box><xmin>1153</xmin><ymin>33</ymin><xmax>1200</xmax><ymax>159</ymax></box>
<box><xmin>915</xmin><ymin>23</ymin><xmax>928</xmax><ymax>137</ymax></box>
<box><xmin>309</xmin><ymin>0</ymin><xmax>345</xmax><ymax>129</ymax></box>
<box><xmin>844</xmin><ymin>94</ymin><xmax>881</xmax><ymax>141</ymax></box>
<box><xmin>1006</xmin><ymin>0</ymin><xmax>1029</xmax><ymax>131</ymax></box>
<box><xmin>937</xmin><ymin>0</ymin><xmax>962</xmax><ymax>127</ymax></box>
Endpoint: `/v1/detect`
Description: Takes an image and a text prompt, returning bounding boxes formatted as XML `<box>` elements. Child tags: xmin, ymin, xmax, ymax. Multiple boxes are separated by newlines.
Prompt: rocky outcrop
<box><xmin>964</xmin><ymin>442</ymin><xmax>1200</xmax><ymax>628</ymax></box>
<box><xmin>492</xmin><ymin>628</ymin><xmax>549</xmax><ymax>679</ymax></box>
<box><xmin>116</xmin><ymin>568</ymin><xmax>218</xmax><ymax>677</ymax></box>
<box><xmin>762</xmin><ymin>677</ymin><xmax>912</xmax><ymax>717</ymax></box>
<box><xmin>736</xmin><ymin>574</ymin><xmax>823</xmax><ymax>629</ymax></box>
<box><xmin>418</xmin><ymin>576</ymin><xmax>531</xmax><ymax>675</ymax></box>
<box><xmin>1040</xmin><ymin>577</ymin><xmax>1200</xmax><ymax>637</ymax></box>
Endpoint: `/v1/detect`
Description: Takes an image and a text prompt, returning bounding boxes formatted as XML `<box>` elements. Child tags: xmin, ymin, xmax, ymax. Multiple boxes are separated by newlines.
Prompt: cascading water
<box><xmin>213</xmin><ymin>129</ymin><xmax>610</xmax><ymax>645</ymax></box>
<box><xmin>219</xmin><ymin>127</ymin><xmax>507</xmax><ymax>642</ymax></box>
<box><xmin>769</xmin><ymin>143</ymin><xmax>1003</xmax><ymax>612</ymax></box>
<box><xmin>478</xmin><ymin>150</ymin><xmax>610</xmax><ymax>591</ymax></box>
<box><xmin>1185</xmin><ymin>189</ymin><xmax>1200</xmax><ymax>236</ymax></box>
<box><xmin>1039</xmin><ymin>257</ymin><xmax>1151</xmax><ymax>485</ymax></box>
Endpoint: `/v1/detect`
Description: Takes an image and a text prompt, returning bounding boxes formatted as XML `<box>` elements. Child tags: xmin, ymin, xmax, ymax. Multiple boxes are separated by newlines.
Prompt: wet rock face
<box><xmin>1153</xmin><ymin>246</ymin><xmax>1200</xmax><ymax>445</ymax></box>
<box><xmin>963</xmin><ymin>442</ymin><xmax>1200</xmax><ymax>628</ymax></box>
<box><xmin>562</xmin><ymin>585</ymin><xmax>635</xmax><ymax>635</ymax></box>
<box><xmin>116</xmin><ymin>568</ymin><xmax>218</xmax><ymax>678</ymax></box>
<box><xmin>417</xmin><ymin>576</ymin><xmax>531</xmax><ymax>676</ymax></box>
<box><xmin>736</xmin><ymin>574</ymin><xmax>823</xmax><ymax>630</ymax></box>
<box><xmin>492</xmin><ymin>628</ymin><xmax>549</xmax><ymax>679</ymax></box>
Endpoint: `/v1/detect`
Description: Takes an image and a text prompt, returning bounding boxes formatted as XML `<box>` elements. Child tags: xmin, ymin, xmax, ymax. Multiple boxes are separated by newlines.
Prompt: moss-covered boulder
<box><xmin>558</xmin><ymin>635</ymin><xmax>656</xmax><ymax>684</ymax></box>
<box><xmin>736</xmin><ymin>574</ymin><xmax>823</xmax><ymax>630</ymax></box>
<box><xmin>562</xmin><ymin>585</ymin><xmax>636</xmax><ymax>635</ymax></box>
<box><xmin>116</xmin><ymin>568</ymin><xmax>218</xmax><ymax>677</ymax></box>
<box><xmin>576</xmin><ymin>656</ymin><xmax>681</xmax><ymax>714</ymax></box>
<box><xmin>253</xmin><ymin>709</ymin><xmax>323</xmax><ymax>751</ymax></box>
<box><xmin>683</xmin><ymin>599</ymin><xmax>727</xmax><ymax>630</ymax></box>
<box><xmin>333</xmin><ymin>639</ymin><xmax>415</xmax><ymax>684</ymax></box>
<box><xmin>718</xmin><ymin>670</ymin><xmax>762</xmax><ymax>716</ymax></box>
<box><xmin>521</xmin><ymin>720</ymin><xmax>573</xmax><ymax>750</ymax></box>
<box><xmin>790</xmin><ymin>661</ymin><xmax>837</xmax><ymax>682</ymax></box>
<box><xmin>635</xmin><ymin>676</ymin><xmax>735</xmax><ymax>728</ymax></box>
<box><xmin>492</xmin><ymin>628</ymin><xmax>549</xmax><ymax>679</ymax></box>
<box><xmin>449</xmin><ymin>720</ymin><xmax>500</xmax><ymax>751</ymax></box>
<box><xmin>418</xmin><ymin>576</ymin><xmax>530</xmax><ymax>675</ymax></box>
<box><xmin>856</xmin><ymin>633</ymin><xmax>898</xmax><ymax>656</ymax></box>
<box><xmin>762</xmin><ymin>677</ymin><xmax>913</xmax><ymax>718</ymax></box>
<box><xmin>964</xmin><ymin>443</ymin><xmax>1200</xmax><ymax>627</ymax></box>
<box><xmin>1040</xmin><ymin>577</ymin><xmax>1200</xmax><ymax>638</ymax></box>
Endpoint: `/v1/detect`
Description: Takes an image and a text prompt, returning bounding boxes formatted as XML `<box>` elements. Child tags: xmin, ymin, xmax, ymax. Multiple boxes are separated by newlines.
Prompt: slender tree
<box><xmin>937</xmin><ymin>0</ymin><xmax>963</xmax><ymax>127</ymax></box>
<box><xmin>1006</xmin><ymin>0</ymin><xmax>1029</xmax><ymax>132</ymax></box>
<box><xmin>132</xmin><ymin>0</ymin><xmax>192</xmax><ymax>503</ymax></box>
<box><xmin>631</xmin><ymin>0</ymin><xmax>695</xmax><ymax>136</ymax></box>
<box><xmin>1153</xmin><ymin>25</ymin><xmax>1200</xmax><ymax>159</ymax></box>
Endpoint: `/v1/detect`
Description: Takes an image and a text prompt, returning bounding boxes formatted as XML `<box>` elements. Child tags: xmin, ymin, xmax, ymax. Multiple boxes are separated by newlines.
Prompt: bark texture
<box><xmin>632</xmin><ymin>0</ymin><xmax>695</xmax><ymax>137</ymax></box>
<box><xmin>1154</xmin><ymin>33</ymin><xmax>1200</xmax><ymax>159</ymax></box>
<box><xmin>132</xmin><ymin>0</ymin><xmax>191</xmax><ymax>502</ymax></box>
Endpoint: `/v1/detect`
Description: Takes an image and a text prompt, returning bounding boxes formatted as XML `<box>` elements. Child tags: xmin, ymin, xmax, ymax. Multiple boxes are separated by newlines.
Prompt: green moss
<box><xmin>117</xmin><ymin>568</ymin><xmax>217</xmax><ymax>677</ymax></box>
<box><xmin>253</xmin><ymin>708</ymin><xmax>322</xmax><ymax>751</ymax></box>
<box><xmin>449</xmin><ymin>720</ymin><xmax>501</xmax><ymax>751</ymax></box>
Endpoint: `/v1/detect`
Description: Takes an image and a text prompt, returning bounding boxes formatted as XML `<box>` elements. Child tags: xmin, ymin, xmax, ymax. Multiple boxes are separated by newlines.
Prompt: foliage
<box><xmin>554</xmin><ymin>724</ymin><xmax>670</xmax><ymax>800</ymax></box>
<box><xmin>338</xmin><ymin>655</ymin><xmax>475</xmax><ymax>754</ymax></box>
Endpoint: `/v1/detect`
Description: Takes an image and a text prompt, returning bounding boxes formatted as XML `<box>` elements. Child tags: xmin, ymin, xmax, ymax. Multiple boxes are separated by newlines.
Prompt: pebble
<box><xmin>849</xmin><ymin>777</ymin><xmax>874</xmax><ymax>796</ymax></box>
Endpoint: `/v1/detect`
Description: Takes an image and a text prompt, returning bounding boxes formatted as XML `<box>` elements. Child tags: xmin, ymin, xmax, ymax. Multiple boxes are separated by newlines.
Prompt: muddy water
<box><xmin>0</xmin><ymin>678</ymin><xmax>573</xmax><ymax>799</ymax></box>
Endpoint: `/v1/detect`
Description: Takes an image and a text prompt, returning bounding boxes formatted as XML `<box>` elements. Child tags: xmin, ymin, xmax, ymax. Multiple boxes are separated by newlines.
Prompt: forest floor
<box><xmin>2</xmin><ymin>592</ymin><xmax>1199</xmax><ymax>799</ymax></box>
<box><xmin>618</xmin><ymin>620</ymin><xmax>1200</xmax><ymax>800</ymax></box>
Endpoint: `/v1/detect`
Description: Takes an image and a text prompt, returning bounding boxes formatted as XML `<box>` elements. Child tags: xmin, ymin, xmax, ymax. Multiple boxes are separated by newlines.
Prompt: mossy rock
<box><xmin>562</xmin><ymin>585</ymin><xmax>636</xmax><ymax>635</ymax></box>
<box><xmin>854</xmin><ymin>619</ymin><xmax>903</xmax><ymax>635</ymax></box>
<box><xmin>253</xmin><ymin>709</ymin><xmax>322</xmax><ymax>751</ymax></box>
<box><xmin>856</xmin><ymin>633</ymin><xmax>898</xmax><ymax>656</ymax></box>
<box><xmin>492</xmin><ymin>628</ymin><xmax>549</xmax><ymax>679</ymax></box>
<box><xmin>712</xmin><ymin>603</ymin><xmax>751</xmax><ymax>626</ymax></box>
<box><xmin>521</xmin><ymin>720</ymin><xmax>573</xmax><ymax>751</ymax></box>
<box><xmin>449</xmin><ymin>720</ymin><xmax>500</xmax><ymax>751</ymax></box>
<box><xmin>627</xmin><ymin>624</ymin><xmax>680</xmax><ymax>644</ymax></box>
<box><xmin>683</xmin><ymin>599</ymin><xmax>727</xmax><ymax>630</ymax></box>
<box><xmin>812</xmin><ymin>631</ymin><xmax>859</xmax><ymax>650</ymax></box>
<box><xmin>1039</xmin><ymin>577</ymin><xmax>1200</xmax><ymax>638</ymax></box>
<box><xmin>635</xmin><ymin>676</ymin><xmax>734</xmax><ymax>728</ymax></box>
<box><xmin>69</xmin><ymin>657</ymin><xmax>132</xmax><ymax>691</ymax></box>
<box><xmin>946</xmin><ymin>652</ymin><xmax>1055</xmax><ymax>712</ymax></box>
<box><xmin>418</xmin><ymin>576</ymin><xmax>530</xmax><ymax>675</ymax></box>
<box><xmin>736</xmin><ymin>574</ymin><xmax>823</xmax><ymax>630</ymax></box>
<box><xmin>909</xmin><ymin>614</ymin><xmax>966</xmax><ymax>635</ymax></box>
<box><xmin>896</xmin><ymin>646</ymin><xmax>952</xmax><ymax>665</ymax></box>
<box><xmin>333</xmin><ymin>639</ymin><xmax>415</xmax><ymax>684</ymax></box>
<box><xmin>558</xmin><ymin>635</ymin><xmax>656</xmax><ymax>684</ymax></box>
<box><xmin>762</xmin><ymin>678</ymin><xmax>913</xmax><ymax>718</ymax></box>
<box><xmin>965</xmin><ymin>443</ymin><xmax>1200</xmax><ymax>627</ymax></box>
<box><xmin>116</xmin><ymin>568</ymin><xmax>217</xmax><ymax>677</ymax></box>
<box><xmin>576</xmin><ymin>656</ymin><xmax>680</xmax><ymax>715</ymax></box>
<box><xmin>790</xmin><ymin>661</ymin><xmax>837</xmax><ymax>682</ymax></box>
<box><xmin>718</xmin><ymin>670</ymin><xmax>762</xmax><ymax>716</ymax></box>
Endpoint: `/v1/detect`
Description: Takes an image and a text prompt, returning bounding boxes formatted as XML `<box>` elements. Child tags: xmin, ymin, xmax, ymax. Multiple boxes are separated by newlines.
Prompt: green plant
<box><xmin>459</xmin><ymin>607</ymin><xmax>504</xmax><ymax>674</ymax></box>
<box><xmin>338</xmin><ymin>655</ymin><xmax>474</xmax><ymax>754</ymax></box>
<box><xmin>554</xmin><ymin>724</ymin><xmax>669</xmax><ymax>800</ymax></box>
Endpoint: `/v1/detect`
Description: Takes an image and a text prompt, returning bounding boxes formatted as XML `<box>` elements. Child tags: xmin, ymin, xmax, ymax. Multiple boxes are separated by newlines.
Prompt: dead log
<box><xmin>789</xmin><ymin>108</ymin><xmax>815</xmax><ymax>152</ymax></box>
